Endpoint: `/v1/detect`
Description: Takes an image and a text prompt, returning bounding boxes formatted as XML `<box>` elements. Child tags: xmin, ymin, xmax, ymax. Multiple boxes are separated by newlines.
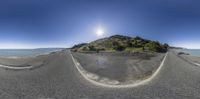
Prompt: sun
<box><xmin>96</xmin><ymin>28</ymin><xmax>105</xmax><ymax>36</ymax></box>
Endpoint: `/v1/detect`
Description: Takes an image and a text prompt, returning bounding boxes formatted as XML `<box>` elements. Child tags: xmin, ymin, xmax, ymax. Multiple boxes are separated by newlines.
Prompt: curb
<box><xmin>70</xmin><ymin>51</ymin><xmax>168</xmax><ymax>88</ymax></box>
<box><xmin>0</xmin><ymin>64</ymin><xmax>34</xmax><ymax>70</ymax></box>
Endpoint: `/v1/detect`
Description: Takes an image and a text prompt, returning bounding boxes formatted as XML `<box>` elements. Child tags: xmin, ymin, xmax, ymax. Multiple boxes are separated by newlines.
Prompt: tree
<box><xmin>163</xmin><ymin>43</ymin><xmax>169</xmax><ymax>49</ymax></box>
<box><xmin>114</xmin><ymin>45</ymin><xmax>125</xmax><ymax>51</ymax></box>
<box><xmin>88</xmin><ymin>45</ymin><xmax>96</xmax><ymax>51</ymax></box>
<box><xmin>127</xmin><ymin>40</ymin><xmax>133</xmax><ymax>47</ymax></box>
<box><xmin>82</xmin><ymin>47</ymin><xmax>89</xmax><ymax>51</ymax></box>
<box><xmin>112</xmin><ymin>41</ymin><xmax>119</xmax><ymax>47</ymax></box>
<box><xmin>135</xmin><ymin>36</ymin><xmax>142</xmax><ymax>40</ymax></box>
<box><xmin>144</xmin><ymin>41</ymin><xmax>168</xmax><ymax>53</ymax></box>
<box><xmin>144</xmin><ymin>42</ymin><xmax>160</xmax><ymax>52</ymax></box>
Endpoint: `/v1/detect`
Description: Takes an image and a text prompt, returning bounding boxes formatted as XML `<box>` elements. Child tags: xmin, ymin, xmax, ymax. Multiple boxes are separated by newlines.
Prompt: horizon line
<box><xmin>0</xmin><ymin>47</ymin><xmax>68</xmax><ymax>49</ymax></box>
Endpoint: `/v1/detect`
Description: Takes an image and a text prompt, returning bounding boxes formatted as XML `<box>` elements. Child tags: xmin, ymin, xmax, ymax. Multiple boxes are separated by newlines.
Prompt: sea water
<box><xmin>0</xmin><ymin>48</ymin><xmax>64</xmax><ymax>57</ymax></box>
<box><xmin>179</xmin><ymin>49</ymin><xmax>200</xmax><ymax>57</ymax></box>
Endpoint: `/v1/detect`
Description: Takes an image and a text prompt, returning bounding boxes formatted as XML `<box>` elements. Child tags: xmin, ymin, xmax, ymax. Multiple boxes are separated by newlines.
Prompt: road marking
<box><xmin>194</xmin><ymin>62</ymin><xmax>200</xmax><ymax>66</ymax></box>
<box><xmin>0</xmin><ymin>64</ymin><xmax>33</xmax><ymax>70</ymax></box>
<box><xmin>70</xmin><ymin>51</ymin><xmax>168</xmax><ymax>88</ymax></box>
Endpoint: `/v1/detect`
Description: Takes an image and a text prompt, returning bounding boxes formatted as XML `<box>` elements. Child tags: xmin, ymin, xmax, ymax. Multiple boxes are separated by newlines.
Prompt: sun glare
<box><xmin>96</xmin><ymin>28</ymin><xmax>105</xmax><ymax>36</ymax></box>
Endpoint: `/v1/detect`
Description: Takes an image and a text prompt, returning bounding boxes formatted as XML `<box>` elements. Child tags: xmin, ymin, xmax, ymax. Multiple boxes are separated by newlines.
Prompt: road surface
<box><xmin>0</xmin><ymin>50</ymin><xmax>199</xmax><ymax>99</ymax></box>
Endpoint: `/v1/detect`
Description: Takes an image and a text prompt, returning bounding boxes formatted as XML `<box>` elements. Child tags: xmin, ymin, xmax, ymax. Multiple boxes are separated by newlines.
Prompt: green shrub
<box><xmin>144</xmin><ymin>42</ymin><xmax>167</xmax><ymax>52</ymax></box>
<box><xmin>82</xmin><ymin>46</ymin><xmax>89</xmax><ymax>51</ymax></box>
<box><xmin>71</xmin><ymin>35</ymin><xmax>168</xmax><ymax>53</ymax></box>
<box><xmin>114</xmin><ymin>45</ymin><xmax>125</xmax><ymax>51</ymax></box>
<box><xmin>88</xmin><ymin>45</ymin><xmax>96</xmax><ymax>51</ymax></box>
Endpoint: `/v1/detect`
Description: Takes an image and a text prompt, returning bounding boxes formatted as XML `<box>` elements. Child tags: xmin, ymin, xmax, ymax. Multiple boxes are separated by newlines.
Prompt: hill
<box><xmin>71</xmin><ymin>35</ymin><xmax>169</xmax><ymax>53</ymax></box>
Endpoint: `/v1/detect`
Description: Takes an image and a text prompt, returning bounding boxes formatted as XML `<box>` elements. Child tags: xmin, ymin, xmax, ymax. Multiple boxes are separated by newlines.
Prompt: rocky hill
<box><xmin>71</xmin><ymin>35</ymin><xmax>168</xmax><ymax>53</ymax></box>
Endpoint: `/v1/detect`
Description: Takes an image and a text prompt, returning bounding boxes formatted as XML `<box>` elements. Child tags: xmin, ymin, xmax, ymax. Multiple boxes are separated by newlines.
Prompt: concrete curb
<box><xmin>70</xmin><ymin>51</ymin><xmax>168</xmax><ymax>88</ymax></box>
<box><xmin>0</xmin><ymin>64</ymin><xmax>33</xmax><ymax>70</ymax></box>
<box><xmin>194</xmin><ymin>62</ymin><xmax>200</xmax><ymax>66</ymax></box>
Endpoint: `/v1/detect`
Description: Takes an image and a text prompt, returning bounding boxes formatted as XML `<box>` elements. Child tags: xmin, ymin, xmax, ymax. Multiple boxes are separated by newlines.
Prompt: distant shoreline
<box><xmin>0</xmin><ymin>48</ymin><xmax>64</xmax><ymax>57</ymax></box>
<box><xmin>176</xmin><ymin>49</ymin><xmax>200</xmax><ymax>57</ymax></box>
<box><xmin>176</xmin><ymin>49</ymin><xmax>200</xmax><ymax>67</ymax></box>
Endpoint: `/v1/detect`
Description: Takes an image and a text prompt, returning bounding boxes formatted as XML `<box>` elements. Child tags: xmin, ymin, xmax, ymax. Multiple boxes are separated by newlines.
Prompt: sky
<box><xmin>0</xmin><ymin>0</ymin><xmax>200</xmax><ymax>49</ymax></box>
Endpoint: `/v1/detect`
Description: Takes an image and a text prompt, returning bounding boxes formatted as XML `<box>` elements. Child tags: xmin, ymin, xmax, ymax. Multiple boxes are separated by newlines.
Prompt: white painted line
<box><xmin>194</xmin><ymin>62</ymin><xmax>200</xmax><ymax>66</ymax></box>
<box><xmin>70</xmin><ymin>51</ymin><xmax>168</xmax><ymax>88</ymax></box>
<box><xmin>0</xmin><ymin>64</ymin><xmax>33</xmax><ymax>70</ymax></box>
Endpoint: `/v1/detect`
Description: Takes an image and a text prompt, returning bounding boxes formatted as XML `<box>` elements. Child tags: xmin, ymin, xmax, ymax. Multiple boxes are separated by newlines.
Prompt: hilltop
<box><xmin>71</xmin><ymin>35</ymin><xmax>168</xmax><ymax>53</ymax></box>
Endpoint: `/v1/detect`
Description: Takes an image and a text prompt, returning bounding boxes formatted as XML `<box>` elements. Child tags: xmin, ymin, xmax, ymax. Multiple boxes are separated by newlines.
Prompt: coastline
<box><xmin>180</xmin><ymin>54</ymin><xmax>200</xmax><ymax>66</ymax></box>
<box><xmin>0</xmin><ymin>48</ymin><xmax>64</xmax><ymax>58</ymax></box>
<box><xmin>175</xmin><ymin>49</ymin><xmax>200</xmax><ymax>67</ymax></box>
<box><xmin>0</xmin><ymin>50</ymin><xmax>63</xmax><ymax>70</ymax></box>
<box><xmin>174</xmin><ymin>49</ymin><xmax>200</xmax><ymax>66</ymax></box>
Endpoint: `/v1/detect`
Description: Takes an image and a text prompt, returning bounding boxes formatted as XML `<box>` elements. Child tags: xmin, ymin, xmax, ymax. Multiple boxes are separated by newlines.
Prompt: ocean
<box><xmin>0</xmin><ymin>48</ymin><xmax>64</xmax><ymax>57</ymax></box>
<box><xmin>178</xmin><ymin>49</ymin><xmax>200</xmax><ymax>57</ymax></box>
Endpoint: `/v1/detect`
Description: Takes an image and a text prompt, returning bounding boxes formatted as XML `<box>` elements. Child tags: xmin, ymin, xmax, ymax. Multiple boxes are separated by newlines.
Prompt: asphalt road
<box><xmin>0</xmin><ymin>50</ymin><xmax>200</xmax><ymax>99</ymax></box>
<box><xmin>72</xmin><ymin>52</ymin><xmax>164</xmax><ymax>84</ymax></box>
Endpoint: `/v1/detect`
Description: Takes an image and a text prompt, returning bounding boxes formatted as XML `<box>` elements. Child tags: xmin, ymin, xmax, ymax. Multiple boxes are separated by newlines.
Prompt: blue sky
<box><xmin>0</xmin><ymin>0</ymin><xmax>200</xmax><ymax>49</ymax></box>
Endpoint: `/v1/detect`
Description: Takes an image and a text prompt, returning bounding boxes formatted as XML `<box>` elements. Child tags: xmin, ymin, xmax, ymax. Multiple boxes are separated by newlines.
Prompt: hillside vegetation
<box><xmin>71</xmin><ymin>35</ymin><xmax>168</xmax><ymax>53</ymax></box>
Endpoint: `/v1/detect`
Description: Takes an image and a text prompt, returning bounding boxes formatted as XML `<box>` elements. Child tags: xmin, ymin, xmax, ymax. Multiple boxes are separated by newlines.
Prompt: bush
<box><xmin>71</xmin><ymin>43</ymin><xmax>87</xmax><ymax>49</ymax></box>
<box><xmin>163</xmin><ymin>43</ymin><xmax>169</xmax><ymax>49</ymax></box>
<box><xmin>88</xmin><ymin>45</ymin><xmax>96</xmax><ymax>51</ymax></box>
<box><xmin>82</xmin><ymin>46</ymin><xmax>89</xmax><ymax>51</ymax></box>
<box><xmin>71</xmin><ymin>35</ymin><xmax>168</xmax><ymax>53</ymax></box>
<box><xmin>127</xmin><ymin>40</ymin><xmax>133</xmax><ymax>47</ymax></box>
<box><xmin>144</xmin><ymin>42</ymin><xmax>167</xmax><ymax>53</ymax></box>
<box><xmin>114</xmin><ymin>45</ymin><xmax>125</xmax><ymax>51</ymax></box>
